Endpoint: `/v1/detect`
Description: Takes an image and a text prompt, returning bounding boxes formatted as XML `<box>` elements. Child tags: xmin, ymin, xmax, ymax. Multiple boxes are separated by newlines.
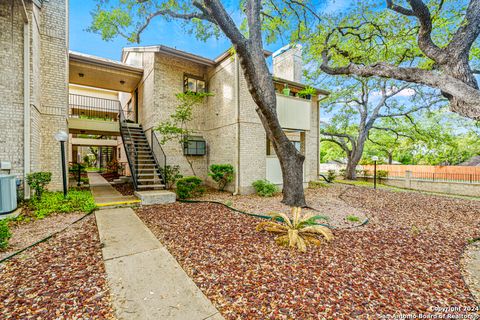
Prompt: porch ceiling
<box><xmin>69</xmin><ymin>51</ymin><xmax>143</xmax><ymax>92</ymax></box>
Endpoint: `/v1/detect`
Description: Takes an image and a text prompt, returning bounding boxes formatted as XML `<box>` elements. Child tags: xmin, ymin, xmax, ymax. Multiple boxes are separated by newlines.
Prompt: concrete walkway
<box><xmin>88</xmin><ymin>172</ymin><xmax>139</xmax><ymax>206</ymax></box>
<box><xmin>95</xmin><ymin>207</ymin><xmax>223</xmax><ymax>320</ymax></box>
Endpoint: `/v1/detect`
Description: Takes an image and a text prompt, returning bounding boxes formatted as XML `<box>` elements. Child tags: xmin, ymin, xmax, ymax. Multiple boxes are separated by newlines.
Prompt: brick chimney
<box><xmin>272</xmin><ymin>44</ymin><xmax>303</xmax><ymax>83</ymax></box>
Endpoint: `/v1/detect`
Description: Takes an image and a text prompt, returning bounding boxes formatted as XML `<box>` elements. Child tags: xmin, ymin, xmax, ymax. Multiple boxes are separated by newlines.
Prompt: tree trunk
<box><xmin>344</xmin><ymin>159</ymin><xmax>358</xmax><ymax>180</ymax></box>
<box><xmin>232</xmin><ymin>41</ymin><xmax>306</xmax><ymax>206</ymax></box>
<box><xmin>202</xmin><ymin>0</ymin><xmax>307</xmax><ymax>206</ymax></box>
<box><xmin>344</xmin><ymin>135</ymin><xmax>367</xmax><ymax>180</ymax></box>
<box><xmin>388</xmin><ymin>152</ymin><xmax>393</xmax><ymax>164</ymax></box>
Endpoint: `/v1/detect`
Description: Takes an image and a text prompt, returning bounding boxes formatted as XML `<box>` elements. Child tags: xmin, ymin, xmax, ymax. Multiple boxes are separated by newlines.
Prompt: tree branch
<box><xmin>320</xmin><ymin>138</ymin><xmax>351</xmax><ymax>154</ymax></box>
<box><xmin>447</xmin><ymin>0</ymin><xmax>480</xmax><ymax>57</ymax></box>
<box><xmin>134</xmin><ymin>5</ymin><xmax>216</xmax><ymax>43</ymax></box>
<box><xmin>386</xmin><ymin>0</ymin><xmax>414</xmax><ymax>16</ymax></box>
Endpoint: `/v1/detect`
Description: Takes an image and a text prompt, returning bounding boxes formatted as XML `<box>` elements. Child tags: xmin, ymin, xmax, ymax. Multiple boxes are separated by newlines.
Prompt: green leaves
<box><xmin>208</xmin><ymin>164</ymin><xmax>235</xmax><ymax>191</ymax></box>
<box><xmin>156</xmin><ymin>91</ymin><xmax>213</xmax><ymax>145</ymax></box>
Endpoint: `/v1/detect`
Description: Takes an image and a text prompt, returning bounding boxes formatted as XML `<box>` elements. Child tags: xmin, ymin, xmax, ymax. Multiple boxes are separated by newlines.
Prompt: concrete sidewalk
<box><xmin>88</xmin><ymin>172</ymin><xmax>139</xmax><ymax>206</ymax></box>
<box><xmin>95</xmin><ymin>207</ymin><xmax>223</xmax><ymax>320</ymax></box>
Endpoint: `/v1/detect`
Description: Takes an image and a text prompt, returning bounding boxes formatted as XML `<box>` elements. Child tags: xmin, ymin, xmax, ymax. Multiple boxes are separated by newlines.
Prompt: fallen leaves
<box><xmin>0</xmin><ymin>216</ymin><xmax>115</xmax><ymax>319</ymax></box>
<box><xmin>137</xmin><ymin>185</ymin><xmax>480</xmax><ymax>319</ymax></box>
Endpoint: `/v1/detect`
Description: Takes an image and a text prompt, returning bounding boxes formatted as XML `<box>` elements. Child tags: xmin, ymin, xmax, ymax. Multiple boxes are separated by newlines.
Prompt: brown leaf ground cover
<box><xmin>195</xmin><ymin>186</ymin><xmax>368</xmax><ymax>228</ymax></box>
<box><xmin>0</xmin><ymin>213</ymin><xmax>84</xmax><ymax>261</ymax></box>
<box><xmin>137</xmin><ymin>184</ymin><xmax>480</xmax><ymax>319</ymax></box>
<box><xmin>0</xmin><ymin>215</ymin><xmax>115</xmax><ymax>319</ymax></box>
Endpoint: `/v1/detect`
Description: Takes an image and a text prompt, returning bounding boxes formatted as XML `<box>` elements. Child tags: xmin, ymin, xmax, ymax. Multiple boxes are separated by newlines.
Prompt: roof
<box><xmin>273</xmin><ymin>77</ymin><xmax>330</xmax><ymax>96</ymax></box>
<box><xmin>121</xmin><ymin>44</ymin><xmax>272</xmax><ymax>67</ymax></box>
<box><xmin>460</xmin><ymin>155</ymin><xmax>480</xmax><ymax>166</ymax></box>
<box><xmin>69</xmin><ymin>51</ymin><xmax>144</xmax><ymax>74</ymax></box>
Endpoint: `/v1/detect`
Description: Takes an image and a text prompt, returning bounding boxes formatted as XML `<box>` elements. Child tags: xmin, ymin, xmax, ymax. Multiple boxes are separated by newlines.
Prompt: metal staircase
<box><xmin>119</xmin><ymin>108</ymin><xmax>166</xmax><ymax>190</ymax></box>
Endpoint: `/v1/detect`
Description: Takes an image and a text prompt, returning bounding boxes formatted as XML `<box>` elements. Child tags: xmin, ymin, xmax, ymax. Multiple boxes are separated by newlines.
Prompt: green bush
<box><xmin>160</xmin><ymin>165</ymin><xmax>183</xmax><ymax>189</ymax></box>
<box><xmin>0</xmin><ymin>220</ymin><xmax>11</xmax><ymax>250</ymax></box>
<box><xmin>30</xmin><ymin>190</ymin><xmax>96</xmax><ymax>219</ymax></box>
<box><xmin>26</xmin><ymin>172</ymin><xmax>52</xmax><ymax>200</ymax></box>
<box><xmin>252</xmin><ymin>179</ymin><xmax>278</xmax><ymax>197</ymax></box>
<box><xmin>326</xmin><ymin>170</ymin><xmax>337</xmax><ymax>182</ymax></box>
<box><xmin>208</xmin><ymin>164</ymin><xmax>235</xmax><ymax>191</ymax></box>
<box><xmin>175</xmin><ymin>176</ymin><xmax>205</xmax><ymax>199</ymax></box>
<box><xmin>377</xmin><ymin>170</ymin><xmax>389</xmax><ymax>180</ymax></box>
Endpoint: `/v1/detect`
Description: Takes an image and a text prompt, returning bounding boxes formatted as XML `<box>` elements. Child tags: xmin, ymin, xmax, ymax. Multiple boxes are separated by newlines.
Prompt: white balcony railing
<box><xmin>276</xmin><ymin>94</ymin><xmax>311</xmax><ymax>130</ymax></box>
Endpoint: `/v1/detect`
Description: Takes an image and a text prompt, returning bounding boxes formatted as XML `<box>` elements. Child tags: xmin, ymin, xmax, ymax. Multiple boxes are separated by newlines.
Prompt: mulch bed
<box><xmin>195</xmin><ymin>186</ymin><xmax>367</xmax><ymax>228</ymax></box>
<box><xmin>111</xmin><ymin>182</ymin><xmax>135</xmax><ymax>196</ymax></box>
<box><xmin>101</xmin><ymin>172</ymin><xmax>120</xmax><ymax>182</ymax></box>
<box><xmin>0</xmin><ymin>216</ymin><xmax>115</xmax><ymax>319</ymax></box>
<box><xmin>137</xmin><ymin>185</ymin><xmax>480</xmax><ymax>319</ymax></box>
<box><xmin>0</xmin><ymin>212</ymin><xmax>84</xmax><ymax>261</ymax></box>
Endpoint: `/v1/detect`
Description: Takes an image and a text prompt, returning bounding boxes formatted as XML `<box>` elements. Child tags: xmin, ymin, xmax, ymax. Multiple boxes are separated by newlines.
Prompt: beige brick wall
<box><xmin>133</xmin><ymin>51</ymin><xmax>320</xmax><ymax>194</ymax></box>
<box><xmin>39</xmin><ymin>0</ymin><xmax>69</xmax><ymax>190</ymax></box>
<box><xmin>0</xmin><ymin>0</ymin><xmax>68</xmax><ymax>192</ymax></box>
<box><xmin>0</xmin><ymin>1</ymin><xmax>25</xmax><ymax>178</ymax></box>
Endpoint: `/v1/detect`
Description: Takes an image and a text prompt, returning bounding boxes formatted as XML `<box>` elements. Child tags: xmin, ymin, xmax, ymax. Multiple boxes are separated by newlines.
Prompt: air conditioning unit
<box><xmin>0</xmin><ymin>175</ymin><xmax>17</xmax><ymax>214</ymax></box>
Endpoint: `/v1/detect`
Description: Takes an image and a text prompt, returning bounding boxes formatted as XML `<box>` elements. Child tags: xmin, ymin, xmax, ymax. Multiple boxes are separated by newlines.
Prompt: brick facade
<box><xmin>0</xmin><ymin>0</ymin><xmax>68</xmax><ymax>193</ymax></box>
<box><xmin>124</xmin><ymin>47</ymin><xmax>321</xmax><ymax>194</ymax></box>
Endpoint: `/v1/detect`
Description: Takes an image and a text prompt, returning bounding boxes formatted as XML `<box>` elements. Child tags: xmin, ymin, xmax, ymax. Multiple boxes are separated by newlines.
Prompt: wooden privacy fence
<box><xmin>360</xmin><ymin>165</ymin><xmax>480</xmax><ymax>183</ymax></box>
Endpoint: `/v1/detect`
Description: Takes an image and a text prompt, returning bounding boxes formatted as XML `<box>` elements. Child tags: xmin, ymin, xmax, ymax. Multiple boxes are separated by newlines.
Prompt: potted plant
<box><xmin>297</xmin><ymin>86</ymin><xmax>316</xmax><ymax>100</ymax></box>
<box><xmin>282</xmin><ymin>84</ymin><xmax>291</xmax><ymax>96</ymax></box>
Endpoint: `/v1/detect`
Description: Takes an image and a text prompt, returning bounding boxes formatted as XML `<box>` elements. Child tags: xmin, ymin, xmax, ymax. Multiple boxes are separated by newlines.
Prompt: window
<box><xmin>184</xmin><ymin>74</ymin><xmax>206</xmax><ymax>94</ymax></box>
<box><xmin>183</xmin><ymin>137</ymin><xmax>206</xmax><ymax>156</ymax></box>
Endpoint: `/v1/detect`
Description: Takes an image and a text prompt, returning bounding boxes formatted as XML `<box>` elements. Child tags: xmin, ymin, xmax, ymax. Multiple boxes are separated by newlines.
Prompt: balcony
<box><xmin>276</xmin><ymin>94</ymin><xmax>311</xmax><ymax>130</ymax></box>
<box><xmin>68</xmin><ymin>94</ymin><xmax>132</xmax><ymax>135</ymax></box>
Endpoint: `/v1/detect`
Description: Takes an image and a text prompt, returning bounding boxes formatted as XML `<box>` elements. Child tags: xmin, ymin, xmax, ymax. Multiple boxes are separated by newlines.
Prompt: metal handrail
<box><xmin>150</xmin><ymin>130</ymin><xmax>167</xmax><ymax>189</ymax></box>
<box><xmin>119</xmin><ymin>107</ymin><xmax>139</xmax><ymax>190</ymax></box>
<box><xmin>69</xmin><ymin>94</ymin><xmax>121</xmax><ymax>121</ymax></box>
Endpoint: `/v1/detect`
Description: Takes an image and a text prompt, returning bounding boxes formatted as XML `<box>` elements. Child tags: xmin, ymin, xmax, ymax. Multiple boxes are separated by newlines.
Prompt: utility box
<box><xmin>0</xmin><ymin>161</ymin><xmax>12</xmax><ymax>170</ymax></box>
<box><xmin>0</xmin><ymin>175</ymin><xmax>17</xmax><ymax>214</ymax></box>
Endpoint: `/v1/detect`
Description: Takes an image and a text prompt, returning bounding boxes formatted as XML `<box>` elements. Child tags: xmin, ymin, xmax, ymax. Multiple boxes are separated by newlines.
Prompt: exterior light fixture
<box><xmin>372</xmin><ymin>156</ymin><xmax>379</xmax><ymax>190</ymax></box>
<box><xmin>78</xmin><ymin>73</ymin><xmax>84</xmax><ymax>78</ymax></box>
<box><xmin>55</xmin><ymin>130</ymin><xmax>68</xmax><ymax>198</ymax></box>
<box><xmin>120</xmin><ymin>80</ymin><xmax>125</xmax><ymax>85</ymax></box>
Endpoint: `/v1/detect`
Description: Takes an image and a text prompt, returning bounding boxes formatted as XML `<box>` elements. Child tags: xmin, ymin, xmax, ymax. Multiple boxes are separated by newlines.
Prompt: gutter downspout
<box><xmin>233</xmin><ymin>55</ymin><xmax>241</xmax><ymax>195</ymax></box>
<box><xmin>316</xmin><ymin>94</ymin><xmax>328</xmax><ymax>178</ymax></box>
<box><xmin>19</xmin><ymin>0</ymin><xmax>31</xmax><ymax>199</ymax></box>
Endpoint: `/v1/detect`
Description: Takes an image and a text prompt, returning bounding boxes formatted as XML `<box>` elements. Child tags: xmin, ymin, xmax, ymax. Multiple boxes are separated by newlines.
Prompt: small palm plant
<box><xmin>256</xmin><ymin>207</ymin><xmax>334</xmax><ymax>252</ymax></box>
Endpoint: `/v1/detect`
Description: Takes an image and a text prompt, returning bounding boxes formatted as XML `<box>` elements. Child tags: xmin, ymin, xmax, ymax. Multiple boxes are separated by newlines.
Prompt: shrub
<box><xmin>256</xmin><ymin>207</ymin><xmax>333</xmax><ymax>252</ymax></box>
<box><xmin>176</xmin><ymin>176</ymin><xmax>205</xmax><ymax>199</ymax></box>
<box><xmin>30</xmin><ymin>190</ymin><xmax>96</xmax><ymax>219</ymax></box>
<box><xmin>26</xmin><ymin>172</ymin><xmax>52</xmax><ymax>200</ymax></box>
<box><xmin>160</xmin><ymin>165</ymin><xmax>183</xmax><ymax>189</ymax></box>
<box><xmin>377</xmin><ymin>170</ymin><xmax>389</xmax><ymax>180</ymax></box>
<box><xmin>339</xmin><ymin>169</ymin><xmax>346</xmax><ymax>178</ymax></box>
<box><xmin>252</xmin><ymin>179</ymin><xmax>278</xmax><ymax>197</ymax></box>
<box><xmin>106</xmin><ymin>160</ymin><xmax>124</xmax><ymax>174</ymax></box>
<box><xmin>208</xmin><ymin>164</ymin><xmax>234</xmax><ymax>191</ymax></box>
<box><xmin>0</xmin><ymin>220</ymin><xmax>11</xmax><ymax>250</ymax></box>
<box><xmin>326</xmin><ymin>170</ymin><xmax>337</xmax><ymax>182</ymax></box>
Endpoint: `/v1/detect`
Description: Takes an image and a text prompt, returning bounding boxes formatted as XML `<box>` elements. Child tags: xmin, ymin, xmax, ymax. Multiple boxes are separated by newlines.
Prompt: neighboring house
<box><xmin>0</xmin><ymin>0</ymin><xmax>68</xmax><ymax>196</ymax></box>
<box><xmin>0</xmin><ymin>0</ymin><xmax>328</xmax><ymax>196</ymax></box>
<box><xmin>460</xmin><ymin>155</ymin><xmax>480</xmax><ymax>166</ymax></box>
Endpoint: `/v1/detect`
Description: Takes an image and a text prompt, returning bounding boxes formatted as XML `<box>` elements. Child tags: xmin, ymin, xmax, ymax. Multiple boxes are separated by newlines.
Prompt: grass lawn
<box><xmin>137</xmin><ymin>184</ymin><xmax>480</xmax><ymax>319</ymax></box>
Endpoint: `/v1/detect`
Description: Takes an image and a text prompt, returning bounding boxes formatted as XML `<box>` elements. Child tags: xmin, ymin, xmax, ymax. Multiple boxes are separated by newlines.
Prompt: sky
<box><xmin>69</xmin><ymin>0</ymin><xmax>351</xmax><ymax>61</ymax></box>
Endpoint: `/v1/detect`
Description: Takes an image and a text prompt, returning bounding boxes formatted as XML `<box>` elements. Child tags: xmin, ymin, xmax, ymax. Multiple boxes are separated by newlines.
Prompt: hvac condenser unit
<box><xmin>0</xmin><ymin>175</ymin><xmax>17</xmax><ymax>214</ymax></box>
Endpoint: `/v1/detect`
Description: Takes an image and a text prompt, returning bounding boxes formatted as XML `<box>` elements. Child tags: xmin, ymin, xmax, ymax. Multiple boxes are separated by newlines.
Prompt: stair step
<box><xmin>137</xmin><ymin>184</ymin><xmax>165</xmax><ymax>189</ymax></box>
<box><xmin>137</xmin><ymin>178</ymin><xmax>162</xmax><ymax>182</ymax></box>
